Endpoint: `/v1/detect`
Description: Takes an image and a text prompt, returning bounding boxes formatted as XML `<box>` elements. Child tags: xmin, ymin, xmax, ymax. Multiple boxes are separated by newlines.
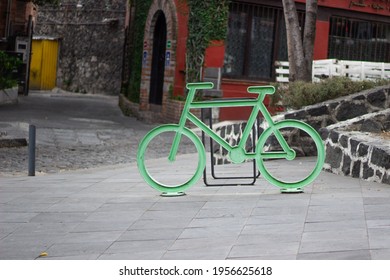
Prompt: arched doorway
<box><xmin>139</xmin><ymin>0</ymin><xmax>178</xmax><ymax>122</ymax></box>
<box><xmin>149</xmin><ymin>11</ymin><xmax>167</xmax><ymax>106</ymax></box>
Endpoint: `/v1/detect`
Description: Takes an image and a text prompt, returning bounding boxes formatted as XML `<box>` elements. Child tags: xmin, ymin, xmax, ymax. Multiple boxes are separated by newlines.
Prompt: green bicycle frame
<box><xmin>168</xmin><ymin>82</ymin><xmax>294</xmax><ymax>164</ymax></box>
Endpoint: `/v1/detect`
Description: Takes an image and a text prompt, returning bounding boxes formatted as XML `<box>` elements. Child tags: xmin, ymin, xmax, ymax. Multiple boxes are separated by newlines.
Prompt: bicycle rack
<box><xmin>201</xmin><ymin>107</ymin><xmax>261</xmax><ymax>187</ymax></box>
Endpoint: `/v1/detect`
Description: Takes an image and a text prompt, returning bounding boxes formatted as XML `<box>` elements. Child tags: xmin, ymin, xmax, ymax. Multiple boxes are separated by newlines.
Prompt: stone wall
<box><xmin>34</xmin><ymin>0</ymin><xmax>126</xmax><ymax>94</ymax></box>
<box><xmin>210</xmin><ymin>85</ymin><xmax>390</xmax><ymax>185</ymax></box>
<box><xmin>283</xmin><ymin>85</ymin><xmax>390</xmax><ymax>129</ymax></box>
<box><xmin>321</xmin><ymin>109</ymin><xmax>390</xmax><ymax>185</ymax></box>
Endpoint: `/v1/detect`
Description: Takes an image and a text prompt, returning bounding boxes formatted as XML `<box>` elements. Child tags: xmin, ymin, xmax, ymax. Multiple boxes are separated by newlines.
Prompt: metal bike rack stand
<box><xmin>201</xmin><ymin>106</ymin><xmax>260</xmax><ymax>187</ymax></box>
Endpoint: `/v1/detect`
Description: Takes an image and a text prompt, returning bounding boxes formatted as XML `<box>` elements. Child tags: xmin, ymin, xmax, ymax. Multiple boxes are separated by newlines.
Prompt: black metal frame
<box><xmin>201</xmin><ymin>108</ymin><xmax>260</xmax><ymax>186</ymax></box>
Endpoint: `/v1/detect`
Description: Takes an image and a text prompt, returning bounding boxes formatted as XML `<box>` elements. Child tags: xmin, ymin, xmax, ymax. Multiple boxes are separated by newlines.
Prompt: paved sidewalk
<box><xmin>1</xmin><ymin>155</ymin><xmax>390</xmax><ymax>260</ymax></box>
<box><xmin>2</xmin><ymin>90</ymin><xmax>390</xmax><ymax>260</ymax></box>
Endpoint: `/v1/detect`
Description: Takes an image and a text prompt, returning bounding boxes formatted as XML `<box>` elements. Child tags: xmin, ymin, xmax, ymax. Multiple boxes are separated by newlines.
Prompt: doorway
<box><xmin>29</xmin><ymin>38</ymin><xmax>59</xmax><ymax>90</ymax></box>
<box><xmin>149</xmin><ymin>11</ymin><xmax>167</xmax><ymax>106</ymax></box>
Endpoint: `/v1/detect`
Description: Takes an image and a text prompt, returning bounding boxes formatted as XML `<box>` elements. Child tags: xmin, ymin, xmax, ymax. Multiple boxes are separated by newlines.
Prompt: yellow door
<box><xmin>29</xmin><ymin>39</ymin><xmax>59</xmax><ymax>90</ymax></box>
<box><xmin>29</xmin><ymin>40</ymin><xmax>43</xmax><ymax>89</ymax></box>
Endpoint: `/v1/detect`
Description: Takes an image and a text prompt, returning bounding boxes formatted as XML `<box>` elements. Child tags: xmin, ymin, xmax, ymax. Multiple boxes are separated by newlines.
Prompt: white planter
<box><xmin>0</xmin><ymin>87</ymin><xmax>18</xmax><ymax>105</ymax></box>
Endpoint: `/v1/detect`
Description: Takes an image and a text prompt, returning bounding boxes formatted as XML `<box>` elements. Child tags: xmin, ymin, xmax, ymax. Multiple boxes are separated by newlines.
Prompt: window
<box><xmin>328</xmin><ymin>16</ymin><xmax>390</xmax><ymax>62</ymax></box>
<box><xmin>223</xmin><ymin>2</ymin><xmax>301</xmax><ymax>81</ymax></box>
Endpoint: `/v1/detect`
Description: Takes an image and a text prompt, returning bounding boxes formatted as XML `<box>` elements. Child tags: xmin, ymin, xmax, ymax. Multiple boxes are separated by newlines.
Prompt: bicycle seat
<box><xmin>247</xmin><ymin>86</ymin><xmax>275</xmax><ymax>95</ymax></box>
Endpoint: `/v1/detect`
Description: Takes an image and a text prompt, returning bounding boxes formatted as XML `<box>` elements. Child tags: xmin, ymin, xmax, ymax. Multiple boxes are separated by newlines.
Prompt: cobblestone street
<box><xmin>0</xmin><ymin>91</ymin><xmax>155</xmax><ymax>176</ymax></box>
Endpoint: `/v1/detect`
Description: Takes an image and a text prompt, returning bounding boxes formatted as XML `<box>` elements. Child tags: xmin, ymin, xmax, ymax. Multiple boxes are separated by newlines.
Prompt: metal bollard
<box><xmin>28</xmin><ymin>124</ymin><xmax>36</xmax><ymax>176</ymax></box>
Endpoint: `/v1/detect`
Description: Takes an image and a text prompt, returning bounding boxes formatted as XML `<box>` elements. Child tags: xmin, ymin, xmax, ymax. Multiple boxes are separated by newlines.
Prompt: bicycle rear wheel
<box><xmin>137</xmin><ymin>124</ymin><xmax>206</xmax><ymax>193</ymax></box>
<box><xmin>256</xmin><ymin>120</ymin><xmax>325</xmax><ymax>190</ymax></box>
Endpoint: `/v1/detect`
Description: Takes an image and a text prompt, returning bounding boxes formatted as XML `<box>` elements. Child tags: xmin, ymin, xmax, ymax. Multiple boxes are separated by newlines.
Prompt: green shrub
<box><xmin>277</xmin><ymin>77</ymin><xmax>390</xmax><ymax>109</ymax></box>
<box><xmin>0</xmin><ymin>51</ymin><xmax>22</xmax><ymax>90</ymax></box>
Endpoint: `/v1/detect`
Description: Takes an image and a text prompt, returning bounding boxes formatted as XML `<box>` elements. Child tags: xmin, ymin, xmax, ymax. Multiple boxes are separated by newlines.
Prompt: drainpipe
<box><xmin>5</xmin><ymin>0</ymin><xmax>12</xmax><ymax>38</ymax></box>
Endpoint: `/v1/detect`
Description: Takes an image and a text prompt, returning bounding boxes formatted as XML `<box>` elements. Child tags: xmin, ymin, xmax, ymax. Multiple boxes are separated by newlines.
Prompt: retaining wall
<box><xmin>211</xmin><ymin>85</ymin><xmax>390</xmax><ymax>185</ymax></box>
<box><xmin>321</xmin><ymin>109</ymin><xmax>390</xmax><ymax>185</ymax></box>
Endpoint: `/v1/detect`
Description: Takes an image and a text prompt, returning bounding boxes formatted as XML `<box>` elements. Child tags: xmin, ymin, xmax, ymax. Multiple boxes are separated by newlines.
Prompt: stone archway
<box><xmin>140</xmin><ymin>0</ymin><xmax>178</xmax><ymax>120</ymax></box>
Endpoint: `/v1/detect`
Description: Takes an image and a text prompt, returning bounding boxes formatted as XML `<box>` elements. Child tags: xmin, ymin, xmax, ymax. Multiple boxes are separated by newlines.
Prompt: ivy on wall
<box><xmin>124</xmin><ymin>0</ymin><xmax>152</xmax><ymax>103</ymax></box>
<box><xmin>123</xmin><ymin>0</ymin><xmax>230</xmax><ymax>102</ymax></box>
<box><xmin>185</xmin><ymin>0</ymin><xmax>230</xmax><ymax>83</ymax></box>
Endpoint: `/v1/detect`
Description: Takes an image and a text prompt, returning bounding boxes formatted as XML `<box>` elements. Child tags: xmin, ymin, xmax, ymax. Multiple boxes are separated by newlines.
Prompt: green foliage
<box><xmin>123</xmin><ymin>0</ymin><xmax>230</xmax><ymax>102</ymax></box>
<box><xmin>277</xmin><ymin>77</ymin><xmax>390</xmax><ymax>109</ymax></box>
<box><xmin>0</xmin><ymin>51</ymin><xmax>21</xmax><ymax>90</ymax></box>
<box><xmin>186</xmin><ymin>0</ymin><xmax>230</xmax><ymax>83</ymax></box>
<box><xmin>125</xmin><ymin>0</ymin><xmax>152</xmax><ymax>103</ymax></box>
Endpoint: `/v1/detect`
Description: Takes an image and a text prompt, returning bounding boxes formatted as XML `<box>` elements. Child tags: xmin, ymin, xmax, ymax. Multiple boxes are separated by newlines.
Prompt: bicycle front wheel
<box><xmin>256</xmin><ymin>120</ymin><xmax>325</xmax><ymax>190</ymax></box>
<box><xmin>137</xmin><ymin>124</ymin><xmax>206</xmax><ymax>193</ymax></box>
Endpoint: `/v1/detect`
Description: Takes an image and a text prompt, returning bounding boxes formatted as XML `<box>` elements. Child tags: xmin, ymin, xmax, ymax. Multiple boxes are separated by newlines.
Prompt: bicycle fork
<box><xmin>168</xmin><ymin>130</ymin><xmax>183</xmax><ymax>162</ymax></box>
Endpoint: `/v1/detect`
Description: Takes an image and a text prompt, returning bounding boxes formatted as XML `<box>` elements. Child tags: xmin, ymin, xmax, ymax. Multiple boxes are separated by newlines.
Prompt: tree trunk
<box><xmin>303</xmin><ymin>0</ymin><xmax>318</xmax><ymax>82</ymax></box>
<box><xmin>282</xmin><ymin>0</ymin><xmax>318</xmax><ymax>83</ymax></box>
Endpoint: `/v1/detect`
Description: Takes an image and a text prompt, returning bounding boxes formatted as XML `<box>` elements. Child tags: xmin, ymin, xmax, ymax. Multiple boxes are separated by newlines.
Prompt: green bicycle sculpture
<box><xmin>137</xmin><ymin>82</ymin><xmax>325</xmax><ymax>193</ymax></box>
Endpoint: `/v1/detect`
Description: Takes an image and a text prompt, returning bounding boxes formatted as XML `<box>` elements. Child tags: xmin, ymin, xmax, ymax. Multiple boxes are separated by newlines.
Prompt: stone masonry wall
<box><xmin>212</xmin><ymin>85</ymin><xmax>390</xmax><ymax>185</ymax></box>
<box><xmin>34</xmin><ymin>0</ymin><xmax>126</xmax><ymax>94</ymax></box>
<box><xmin>321</xmin><ymin>109</ymin><xmax>390</xmax><ymax>185</ymax></box>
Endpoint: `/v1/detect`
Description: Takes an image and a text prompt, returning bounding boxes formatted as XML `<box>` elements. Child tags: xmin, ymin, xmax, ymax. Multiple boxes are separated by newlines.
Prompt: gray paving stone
<box><xmin>196</xmin><ymin>207</ymin><xmax>253</xmax><ymax>219</ymax></box>
<box><xmin>41</xmin><ymin>254</ymin><xmax>101</xmax><ymax>260</ymax></box>
<box><xmin>129</xmin><ymin>217</ymin><xmax>193</xmax><ymax>230</ymax></box>
<box><xmin>163</xmin><ymin>246</ymin><xmax>232</xmax><ymax>260</ymax></box>
<box><xmin>60</xmin><ymin>231</ymin><xmax>123</xmax><ymax>243</ymax></box>
<box><xmin>99</xmin><ymin>251</ymin><xmax>166</xmax><ymax>260</ymax></box>
<box><xmin>366</xmin><ymin>219</ymin><xmax>390</xmax><ymax>229</ymax></box>
<box><xmin>367</xmin><ymin>228</ymin><xmax>390</xmax><ymax>249</ymax></box>
<box><xmin>237</xmin><ymin>232</ymin><xmax>302</xmax><ymax>244</ymax></box>
<box><xmin>178</xmin><ymin>224</ymin><xmax>243</xmax><ymax>239</ymax></box>
<box><xmin>30</xmin><ymin>212</ymin><xmax>90</xmax><ymax>223</ymax></box>
<box><xmin>299</xmin><ymin>229</ymin><xmax>369</xmax><ymax>254</ymax></box>
<box><xmin>241</xmin><ymin>223</ymin><xmax>304</xmax><ymax>236</ymax></box>
<box><xmin>370</xmin><ymin>249</ymin><xmax>390</xmax><ymax>260</ymax></box>
<box><xmin>246</xmin><ymin>214</ymin><xmax>306</xmax><ymax>225</ymax></box>
<box><xmin>0</xmin><ymin>212</ymin><xmax>39</xmax><ymax>223</ymax></box>
<box><xmin>118</xmin><ymin>228</ymin><xmax>183</xmax><ymax>242</ymax></box>
<box><xmin>46</xmin><ymin>241</ymin><xmax>113</xmax><ymax>258</ymax></box>
<box><xmin>170</xmin><ymin>236</ymin><xmax>237</xmax><ymax>251</ymax></box>
<box><xmin>297</xmin><ymin>249</ymin><xmax>371</xmax><ymax>260</ymax></box>
<box><xmin>228</xmin><ymin>242</ymin><xmax>300</xmax><ymax>259</ymax></box>
<box><xmin>105</xmin><ymin>240</ymin><xmax>175</xmax><ymax>255</ymax></box>
<box><xmin>304</xmin><ymin>220</ymin><xmax>367</xmax><ymax>232</ymax></box>
<box><xmin>188</xmin><ymin>217</ymin><xmax>247</xmax><ymax>228</ymax></box>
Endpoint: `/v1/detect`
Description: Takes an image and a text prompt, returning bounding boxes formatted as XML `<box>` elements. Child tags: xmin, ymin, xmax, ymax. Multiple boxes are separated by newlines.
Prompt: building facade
<box><xmin>123</xmin><ymin>0</ymin><xmax>390</xmax><ymax>122</ymax></box>
<box><xmin>0</xmin><ymin>0</ymin><xmax>36</xmax><ymax>95</ymax></box>
<box><xmin>0</xmin><ymin>0</ymin><xmax>36</xmax><ymax>51</ymax></box>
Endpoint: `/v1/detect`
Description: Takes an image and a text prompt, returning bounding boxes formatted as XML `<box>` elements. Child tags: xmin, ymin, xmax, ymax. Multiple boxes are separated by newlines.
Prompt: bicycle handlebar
<box><xmin>185</xmin><ymin>82</ymin><xmax>275</xmax><ymax>96</ymax></box>
<box><xmin>186</xmin><ymin>82</ymin><xmax>214</xmax><ymax>90</ymax></box>
<box><xmin>247</xmin><ymin>86</ymin><xmax>275</xmax><ymax>95</ymax></box>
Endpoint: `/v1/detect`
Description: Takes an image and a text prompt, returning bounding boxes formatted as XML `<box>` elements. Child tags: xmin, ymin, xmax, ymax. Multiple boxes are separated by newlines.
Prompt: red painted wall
<box><xmin>296</xmin><ymin>0</ymin><xmax>390</xmax><ymax>16</ymax></box>
<box><xmin>219</xmin><ymin>81</ymin><xmax>272</xmax><ymax>121</ymax></box>
<box><xmin>313</xmin><ymin>20</ymin><xmax>330</xmax><ymax>60</ymax></box>
<box><xmin>173</xmin><ymin>0</ymin><xmax>189</xmax><ymax>98</ymax></box>
<box><xmin>204</xmin><ymin>40</ymin><xmax>225</xmax><ymax>68</ymax></box>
